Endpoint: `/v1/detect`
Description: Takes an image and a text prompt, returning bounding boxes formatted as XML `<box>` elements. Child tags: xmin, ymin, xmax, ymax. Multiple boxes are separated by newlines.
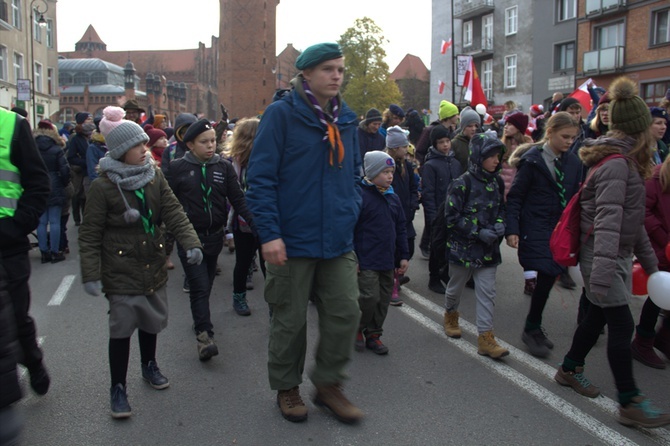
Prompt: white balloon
<box><xmin>475</xmin><ymin>103</ymin><xmax>487</xmax><ymax>115</ymax></box>
<box><xmin>647</xmin><ymin>271</ymin><xmax>670</xmax><ymax>310</ymax></box>
<box><xmin>568</xmin><ymin>265</ymin><xmax>584</xmax><ymax>288</ymax></box>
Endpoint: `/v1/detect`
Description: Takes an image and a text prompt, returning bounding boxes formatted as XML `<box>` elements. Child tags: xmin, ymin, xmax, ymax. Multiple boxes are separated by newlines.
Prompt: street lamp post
<box><xmin>29</xmin><ymin>0</ymin><xmax>48</xmax><ymax>125</ymax></box>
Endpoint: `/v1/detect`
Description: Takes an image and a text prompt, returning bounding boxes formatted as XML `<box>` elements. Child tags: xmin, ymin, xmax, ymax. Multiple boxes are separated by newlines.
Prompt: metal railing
<box><xmin>583</xmin><ymin>46</ymin><xmax>625</xmax><ymax>72</ymax></box>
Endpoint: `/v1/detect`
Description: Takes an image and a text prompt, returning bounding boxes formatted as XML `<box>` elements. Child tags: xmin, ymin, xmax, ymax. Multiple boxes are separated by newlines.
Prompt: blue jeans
<box><xmin>37</xmin><ymin>206</ymin><xmax>62</xmax><ymax>253</ymax></box>
<box><xmin>177</xmin><ymin>234</ymin><xmax>224</xmax><ymax>336</ymax></box>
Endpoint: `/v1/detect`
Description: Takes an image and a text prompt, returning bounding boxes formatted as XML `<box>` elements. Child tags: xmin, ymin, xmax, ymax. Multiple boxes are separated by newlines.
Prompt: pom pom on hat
<box><xmin>609</xmin><ymin>76</ymin><xmax>652</xmax><ymax>135</ymax></box>
<box><xmin>529</xmin><ymin>104</ymin><xmax>544</xmax><ymax>117</ymax></box>
<box><xmin>389</xmin><ymin>104</ymin><xmax>405</xmax><ymax>118</ymax></box>
<box><xmin>295</xmin><ymin>43</ymin><xmax>343</xmax><ymax>70</ymax></box>
<box><xmin>505</xmin><ymin>112</ymin><xmax>529</xmax><ymax>134</ymax></box>
<box><xmin>459</xmin><ymin>106</ymin><xmax>480</xmax><ymax>131</ymax></box>
<box><xmin>144</xmin><ymin>124</ymin><xmax>167</xmax><ymax>148</ymax></box>
<box><xmin>364</xmin><ymin>150</ymin><xmax>395</xmax><ymax>180</ymax></box>
<box><xmin>439</xmin><ymin>100</ymin><xmax>459</xmax><ymax>120</ymax></box>
<box><xmin>363</xmin><ymin>108</ymin><xmax>382</xmax><ymax>125</ymax></box>
<box><xmin>99</xmin><ymin>106</ymin><xmax>127</xmax><ymax>137</ymax></box>
<box><xmin>386</xmin><ymin>125</ymin><xmax>409</xmax><ymax>149</ymax></box>
<box><xmin>106</xmin><ymin>121</ymin><xmax>150</xmax><ymax>160</ymax></box>
<box><xmin>75</xmin><ymin>112</ymin><xmax>91</xmax><ymax>124</ymax></box>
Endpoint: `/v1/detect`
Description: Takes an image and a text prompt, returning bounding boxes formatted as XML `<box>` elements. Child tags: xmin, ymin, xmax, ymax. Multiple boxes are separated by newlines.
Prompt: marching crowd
<box><xmin>2</xmin><ymin>41</ymin><xmax>670</xmax><ymax>443</ymax></box>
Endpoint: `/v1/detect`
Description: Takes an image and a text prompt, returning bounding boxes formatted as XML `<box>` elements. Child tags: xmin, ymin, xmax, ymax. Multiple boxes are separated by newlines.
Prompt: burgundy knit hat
<box><xmin>505</xmin><ymin>112</ymin><xmax>529</xmax><ymax>134</ymax></box>
<box><xmin>144</xmin><ymin>124</ymin><xmax>167</xmax><ymax>148</ymax></box>
<box><xmin>37</xmin><ymin>119</ymin><xmax>55</xmax><ymax>130</ymax></box>
<box><xmin>598</xmin><ymin>92</ymin><xmax>610</xmax><ymax>106</ymax></box>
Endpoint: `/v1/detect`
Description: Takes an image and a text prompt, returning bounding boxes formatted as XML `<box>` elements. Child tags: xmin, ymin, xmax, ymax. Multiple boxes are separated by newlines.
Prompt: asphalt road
<box><xmin>14</xmin><ymin>211</ymin><xmax>670</xmax><ymax>446</ymax></box>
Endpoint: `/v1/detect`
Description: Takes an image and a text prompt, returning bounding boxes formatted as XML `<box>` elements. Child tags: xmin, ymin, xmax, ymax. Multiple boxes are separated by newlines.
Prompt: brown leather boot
<box><xmin>478</xmin><ymin>331</ymin><xmax>509</xmax><ymax>359</ymax></box>
<box><xmin>277</xmin><ymin>386</ymin><xmax>308</xmax><ymax>422</ymax></box>
<box><xmin>443</xmin><ymin>311</ymin><xmax>461</xmax><ymax>338</ymax></box>
<box><xmin>313</xmin><ymin>384</ymin><xmax>363</xmax><ymax>424</ymax></box>
<box><xmin>631</xmin><ymin>333</ymin><xmax>666</xmax><ymax>369</ymax></box>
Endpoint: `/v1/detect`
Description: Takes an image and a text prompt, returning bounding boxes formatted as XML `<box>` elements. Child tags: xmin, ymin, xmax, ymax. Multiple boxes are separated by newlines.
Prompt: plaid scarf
<box><xmin>302</xmin><ymin>79</ymin><xmax>345</xmax><ymax>168</ymax></box>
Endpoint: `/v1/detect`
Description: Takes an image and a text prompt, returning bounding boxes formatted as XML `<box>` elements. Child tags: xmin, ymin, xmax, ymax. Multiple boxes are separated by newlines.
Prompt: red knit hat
<box><xmin>597</xmin><ymin>92</ymin><xmax>610</xmax><ymax>106</ymax></box>
<box><xmin>505</xmin><ymin>112</ymin><xmax>529</xmax><ymax>134</ymax></box>
<box><xmin>529</xmin><ymin>104</ymin><xmax>544</xmax><ymax>117</ymax></box>
<box><xmin>144</xmin><ymin>124</ymin><xmax>167</xmax><ymax>147</ymax></box>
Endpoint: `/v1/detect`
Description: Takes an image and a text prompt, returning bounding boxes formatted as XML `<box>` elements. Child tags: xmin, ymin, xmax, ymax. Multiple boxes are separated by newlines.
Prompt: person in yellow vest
<box><xmin>0</xmin><ymin>107</ymin><xmax>51</xmax><ymax>396</ymax></box>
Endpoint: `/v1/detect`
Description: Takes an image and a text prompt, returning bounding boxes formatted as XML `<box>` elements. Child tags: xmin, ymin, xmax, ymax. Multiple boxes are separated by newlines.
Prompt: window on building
<box><xmin>59</xmin><ymin>72</ymin><xmax>73</xmax><ymax>85</ymax></box>
<box><xmin>35</xmin><ymin>62</ymin><xmax>42</xmax><ymax>93</ymax></box>
<box><xmin>13</xmin><ymin>52</ymin><xmax>23</xmax><ymax>81</ymax></box>
<box><xmin>482</xmin><ymin>59</ymin><xmax>493</xmax><ymax>99</ymax></box>
<box><xmin>505</xmin><ymin>54</ymin><xmax>517</xmax><ymax>88</ymax></box>
<box><xmin>61</xmin><ymin>107</ymin><xmax>75</xmax><ymax>123</ymax></box>
<box><xmin>91</xmin><ymin>72</ymin><xmax>106</xmax><ymax>85</ymax></box>
<box><xmin>557</xmin><ymin>0</ymin><xmax>576</xmax><ymax>21</ymax></box>
<box><xmin>11</xmin><ymin>0</ymin><xmax>20</xmax><ymax>29</ymax></box>
<box><xmin>0</xmin><ymin>46</ymin><xmax>6</xmax><ymax>81</ymax></box>
<box><xmin>595</xmin><ymin>21</ymin><xmax>624</xmax><ymax>49</ymax></box>
<box><xmin>33</xmin><ymin>10</ymin><xmax>42</xmax><ymax>42</ymax></box>
<box><xmin>47</xmin><ymin>67</ymin><xmax>54</xmax><ymax>95</ymax></box>
<box><xmin>73</xmin><ymin>72</ymin><xmax>90</xmax><ymax>85</ymax></box>
<box><xmin>652</xmin><ymin>8</ymin><xmax>669</xmax><ymax>45</ymax></box>
<box><xmin>555</xmin><ymin>41</ymin><xmax>575</xmax><ymax>71</ymax></box>
<box><xmin>463</xmin><ymin>21</ymin><xmax>473</xmax><ymax>47</ymax></box>
<box><xmin>505</xmin><ymin>6</ymin><xmax>518</xmax><ymax>36</ymax></box>
<box><xmin>643</xmin><ymin>81</ymin><xmax>670</xmax><ymax>105</ymax></box>
<box><xmin>483</xmin><ymin>14</ymin><xmax>494</xmax><ymax>49</ymax></box>
<box><xmin>46</xmin><ymin>19</ymin><xmax>54</xmax><ymax>48</ymax></box>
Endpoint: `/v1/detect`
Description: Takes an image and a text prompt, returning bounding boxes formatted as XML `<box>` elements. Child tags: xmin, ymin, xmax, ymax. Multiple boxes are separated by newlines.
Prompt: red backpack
<box><xmin>550</xmin><ymin>154</ymin><xmax>625</xmax><ymax>267</ymax></box>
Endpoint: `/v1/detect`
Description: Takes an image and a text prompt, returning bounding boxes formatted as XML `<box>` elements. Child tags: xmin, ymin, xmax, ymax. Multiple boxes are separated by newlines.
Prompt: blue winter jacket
<box><xmin>246</xmin><ymin>86</ymin><xmax>362</xmax><ymax>259</ymax></box>
<box><xmin>354</xmin><ymin>182</ymin><xmax>408</xmax><ymax>271</ymax></box>
<box><xmin>357</xmin><ymin>126</ymin><xmax>385</xmax><ymax>161</ymax></box>
<box><xmin>505</xmin><ymin>145</ymin><xmax>582</xmax><ymax>276</ymax></box>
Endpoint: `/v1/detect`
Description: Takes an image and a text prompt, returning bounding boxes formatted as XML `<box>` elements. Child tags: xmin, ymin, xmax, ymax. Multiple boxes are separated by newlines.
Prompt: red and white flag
<box><xmin>440</xmin><ymin>38</ymin><xmax>452</xmax><ymax>55</ymax></box>
<box><xmin>438</xmin><ymin>80</ymin><xmax>446</xmax><ymax>95</ymax></box>
<box><xmin>568</xmin><ymin>78</ymin><xmax>594</xmax><ymax>114</ymax></box>
<box><xmin>463</xmin><ymin>56</ymin><xmax>487</xmax><ymax>108</ymax></box>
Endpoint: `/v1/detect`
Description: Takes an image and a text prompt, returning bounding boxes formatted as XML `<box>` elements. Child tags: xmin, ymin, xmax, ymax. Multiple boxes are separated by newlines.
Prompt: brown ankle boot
<box><xmin>478</xmin><ymin>331</ymin><xmax>509</xmax><ymax>359</ymax></box>
<box><xmin>277</xmin><ymin>386</ymin><xmax>308</xmax><ymax>422</ymax></box>
<box><xmin>632</xmin><ymin>333</ymin><xmax>665</xmax><ymax>369</ymax></box>
<box><xmin>313</xmin><ymin>384</ymin><xmax>363</xmax><ymax>424</ymax></box>
<box><xmin>444</xmin><ymin>311</ymin><xmax>461</xmax><ymax>338</ymax></box>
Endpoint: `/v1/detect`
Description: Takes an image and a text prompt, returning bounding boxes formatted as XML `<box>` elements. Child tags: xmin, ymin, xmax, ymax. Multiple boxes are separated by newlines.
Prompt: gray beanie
<box><xmin>106</xmin><ymin>121</ymin><xmax>150</xmax><ymax>160</ymax></box>
<box><xmin>459</xmin><ymin>106</ymin><xmax>481</xmax><ymax>131</ymax></box>
<box><xmin>364</xmin><ymin>150</ymin><xmax>395</xmax><ymax>180</ymax></box>
<box><xmin>386</xmin><ymin>125</ymin><xmax>409</xmax><ymax>149</ymax></box>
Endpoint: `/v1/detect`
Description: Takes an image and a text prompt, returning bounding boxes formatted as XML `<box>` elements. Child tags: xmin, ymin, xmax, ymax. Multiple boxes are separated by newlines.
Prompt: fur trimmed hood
<box><xmin>33</xmin><ymin>127</ymin><xmax>65</xmax><ymax>147</ymax></box>
<box><xmin>578</xmin><ymin>135</ymin><xmax>635</xmax><ymax>168</ymax></box>
<box><xmin>508</xmin><ymin>142</ymin><xmax>535</xmax><ymax>168</ymax></box>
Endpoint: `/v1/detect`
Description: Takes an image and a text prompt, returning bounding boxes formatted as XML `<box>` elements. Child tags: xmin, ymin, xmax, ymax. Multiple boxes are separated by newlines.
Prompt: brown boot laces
<box><xmin>281</xmin><ymin>388</ymin><xmax>305</xmax><ymax>409</ymax></box>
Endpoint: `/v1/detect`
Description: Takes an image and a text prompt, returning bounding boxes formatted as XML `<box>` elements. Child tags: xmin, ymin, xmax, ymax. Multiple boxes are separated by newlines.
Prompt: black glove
<box><xmin>479</xmin><ymin>229</ymin><xmax>498</xmax><ymax>245</ymax></box>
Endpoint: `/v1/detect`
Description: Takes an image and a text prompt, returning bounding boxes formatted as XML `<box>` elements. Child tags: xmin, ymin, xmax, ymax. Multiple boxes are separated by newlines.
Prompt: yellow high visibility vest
<box><xmin>0</xmin><ymin>108</ymin><xmax>23</xmax><ymax>218</ymax></box>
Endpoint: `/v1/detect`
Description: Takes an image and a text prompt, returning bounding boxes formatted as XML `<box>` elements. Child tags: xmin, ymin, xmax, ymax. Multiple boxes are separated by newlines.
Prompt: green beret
<box><xmin>295</xmin><ymin>43</ymin><xmax>343</xmax><ymax>70</ymax></box>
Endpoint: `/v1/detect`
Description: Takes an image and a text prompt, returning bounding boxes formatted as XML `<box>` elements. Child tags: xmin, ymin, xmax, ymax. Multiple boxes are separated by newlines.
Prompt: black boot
<box><xmin>40</xmin><ymin>251</ymin><xmax>52</xmax><ymax>264</ymax></box>
<box><xmin>51</xmin><ymin>252</ymin><xmax>66</xmax><ymax>263</ymax></box>
<box><xmin>428</xmin><ymin>277</ymin><xmax>446</xmax><ymax>294</ymax></box>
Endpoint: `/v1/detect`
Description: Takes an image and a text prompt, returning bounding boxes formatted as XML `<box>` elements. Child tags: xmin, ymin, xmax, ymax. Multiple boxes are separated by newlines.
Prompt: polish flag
<box><xmin>438</xmin><ymin>80</ymin><xmax>446</xmax><ymax>95</ymax></box>
<box><xmin>463</xmin><ymin>56</ymin><xmax>487</xmax><ymax>108</ymax></box>
<box><xmin>440</xmin><ymin>38</ymin><xmax>452</xmax><ymax>55</ymax></box>
<box><xmin>568</xmin><ymin>78</ymin><xmax>594</xmax><ymax>114</ymax></box>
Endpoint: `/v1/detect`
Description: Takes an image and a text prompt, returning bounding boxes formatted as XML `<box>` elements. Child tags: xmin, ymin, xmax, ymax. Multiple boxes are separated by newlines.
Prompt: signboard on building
<box><xmin>457</xmin><ymin>55</ymin><xmax>470</xmax><ymax>87</ymax></box>
<box><xmin>17</xmin><ymin>79</ymin><xmax>31</xmax><ymax>101</ymax></box>
<box><xmin>37</xmin><ymin>104</ymin><xmax>44</xmax><ymax>114</ymax></box>
<box><xmin>548</xmin><ymin>75</ymin><xmax>575</xmax><ymax>92</ymax></box>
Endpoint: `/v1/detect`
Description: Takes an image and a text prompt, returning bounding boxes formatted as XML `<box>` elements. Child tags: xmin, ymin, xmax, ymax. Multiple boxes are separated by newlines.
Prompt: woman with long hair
<box><xmin>505</xmin><ymin>112</ymin><xmax>582</xmax><ymax>358</ymax></box>
<box><xmin>553</xmin><ymin>77</ymin><xmax>670</xmax><ymax>428</ymax></box>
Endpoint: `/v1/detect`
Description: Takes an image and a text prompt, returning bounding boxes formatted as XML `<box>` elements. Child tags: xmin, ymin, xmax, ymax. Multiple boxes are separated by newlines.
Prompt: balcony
<box><xmin>463</xmin><ymin>37</ymin><xmax>494</xmax><ymax>58</ymax></box>
<box><xmin>585</xmin><ymin>0</ymin><xmax>627</xmax><ymax>18</ymax></box>
<box><xmin>454</xmin><ymin>0</ymin><xmax>495</xmax><ymax>20</ymax></box>
<box><xmin>583</xmin><ymin>46</ymin><xmax>625</xmax><ymax>73</ymax></box>
<box><xmin>0</xmin><ymin>2</ymin><xmax>11</xmax><ymax>31</ymax></box>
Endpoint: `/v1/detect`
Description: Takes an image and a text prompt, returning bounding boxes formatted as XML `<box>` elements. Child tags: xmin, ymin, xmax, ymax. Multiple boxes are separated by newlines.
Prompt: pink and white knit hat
<box><xmin>99</xmin><ymin>106</ymin><xmax>127</xmax><ymax>137</ymax></box>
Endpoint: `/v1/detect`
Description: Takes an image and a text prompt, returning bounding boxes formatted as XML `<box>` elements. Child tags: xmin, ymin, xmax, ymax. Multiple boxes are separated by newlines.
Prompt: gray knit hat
<box><xmin>386</xmin><ymin>125</ymin><xmax>409</xmax><ymax>149</ymax></box>
<box><xmin>106</xmin><ymin>121</ymin><xmax>150</xmax><ymax>160</ymax></box>
<box><xmin>364</xmin><ymin>150</ymin><xmax>395</xmax><ymax>180</ymax></box>
<box><xmin>459</xmin><ymin>106</ymin><xmax>480</xmax><ymax>131</ymax></box>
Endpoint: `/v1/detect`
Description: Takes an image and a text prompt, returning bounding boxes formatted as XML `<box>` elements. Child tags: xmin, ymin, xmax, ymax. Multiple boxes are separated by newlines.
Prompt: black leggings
<box><xmin>526</xmin><ymin>272</ymin><xmax>557</xmax><ymax>327</ymax></box>
<box><xmin>565</xmin><ymin>303</ymin><xmax>636</xmax><ymax>395</ymax></box>
<box><xmin>232</xmin><ymin>229</ymin><xmax>266</xmax><ymax>294</ymax></box>
<box><xmin>109</xmin><ymin>330</ymin><xmax>157</xmax><ymax>387</ymax></box>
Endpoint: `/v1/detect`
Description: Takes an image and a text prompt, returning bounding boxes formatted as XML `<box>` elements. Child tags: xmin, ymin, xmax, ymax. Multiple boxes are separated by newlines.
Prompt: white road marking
<box><xmin>48</xmin><ymin>275</ymin><xmax>76</xmax><ymax>306</ymax></box>
<box><xmin>400</xmin><ymin>287</ymin><xmax>670</xmax><ymax>445</ymax></box>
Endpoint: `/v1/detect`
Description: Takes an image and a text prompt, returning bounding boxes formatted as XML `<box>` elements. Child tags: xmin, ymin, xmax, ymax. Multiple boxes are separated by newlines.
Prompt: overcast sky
<box><xmin>56</xmin><ymin>0</ymin><xmax>433</xmax><ymax>70</ymax></box>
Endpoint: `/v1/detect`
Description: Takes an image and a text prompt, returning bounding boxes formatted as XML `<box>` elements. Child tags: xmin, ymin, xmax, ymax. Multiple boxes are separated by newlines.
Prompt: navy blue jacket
<box><xmin>66</xmin><ymin>132</ymin><xmax>89</xmax><ymax>175</ymax></box>
<box><xmin>354</xmin><ymin>182</ymin><xmax>409</xmax><ymax>270</ymax></box>
<box><xmin>391</xmin><ymin>158</ymin><xmax>419</xmax><ymax>240</ymax></box>
<box><xmin>505</xmin><ymin>145</ymin><xmax>582</xmax><ymax>276</ymax></box>
<box><xmin>421</xmin><ymin>147</ymin><xmax>462</xmax><ymax>225</ymax></box>
<box><xmin>357</xmin><ymin>126</ymin><xmax>385</xmax><ymax>161</ymax></box>
<box><xmin>34</xmin><ymin>128</ymin><xmax>70</xmax><ymax>207</ymax></box>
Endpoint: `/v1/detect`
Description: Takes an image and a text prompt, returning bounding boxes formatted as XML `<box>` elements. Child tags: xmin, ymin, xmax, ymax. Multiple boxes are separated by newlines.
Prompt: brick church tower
<box><xmin>219</xmin><ymin>0</ymin><xmax>278</xmax><ymax>119</ymax></box>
